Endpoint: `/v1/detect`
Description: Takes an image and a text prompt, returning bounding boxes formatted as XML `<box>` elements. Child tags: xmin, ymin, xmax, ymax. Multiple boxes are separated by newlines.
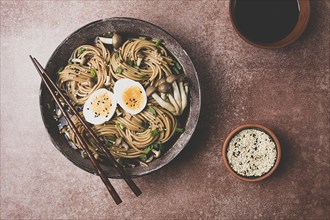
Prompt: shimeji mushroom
<box><xmin>146</xmin><ymin>86</ymin><xmax>176</xmax><ymax>113</ymax></box>
<box><xmin>55</xmin><ymin>108</ymin><xmax>62</xmax><ymax>119</ymax></box>
<box><xmin>179</xmin><ymin>81</ymin><xmax>187</xmax><ymax>114</ymax></box>
<box><xmin>145</xmin><ymin>155</ymin><xmax>154</xmax><ymax>163</ymax></box>
<box><xmin>151</xmin><ymin>149</ymin><xmax>161</xmax><ymax>158</ymax></box>
<box><xmin>168</xmin><ymin>94</ymin><xmax>181</xmax><ymax>115</ymax></box>
<box><xmin>114</xmin><ymin>137</ymin><xmax>123</xmax><ymax>146</ymax></box>
<box><xmin>157</xmin><ymin>81</ymin><xmax>171</xmax><ymax>93</ymax></box>
<box><xmin>121</xmin><ymin>140</ymin><xmax>129</xmax><ymax>150</ymax></box>
<box><xmin>184</xmin><ymin>82</ymin><xmax>189</xmax><ymax>94</ymax></box>
<box><xmin>166</xmin><ymin>74</ymin><xmax>182</xmax><ymax>113</ymax></box>
<box><xmin>177</xmin><ymin>76</ymin><xmax>189</xmax><ymax>114</ymax></box>
<box><xmin>104</xmin><ymin>75</ymin><xmax>111</xmax><ymax>86</ymax></box>
<box><xmin>139</xmin><ymin>161</ymin><xmax>148</xmax><ymax>167</ymax></box>
<box><xmin>98</xmin><ymin>33</ymin><xmax>123</xmax><ymax>49</ymax></box>
<box><xmin>157</xmin><ymin>78</ymin><xmax>171</xmax><ymax>100</ymax></box>
<box><xmin>136</xmin><ymin>51</ymin><xmax>145</xmax><ymax>66</ymax></box>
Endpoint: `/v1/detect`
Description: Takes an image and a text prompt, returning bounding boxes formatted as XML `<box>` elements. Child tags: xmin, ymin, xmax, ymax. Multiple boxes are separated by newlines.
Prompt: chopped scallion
<box><xmin>57</xmin><ymin>67</ymin><xmax>64</xmax><ymax>73</ymax></box>
<box><xmin>127</xmin><ymin>38</ymin><xmax>133</xmax><ymax>43</ymax></box>
<box><xmin>139</xmin><ymin>155</ymin><xmax>147</xmax><ymax>161</ymax></box>
<box><xmin>141</xmin><ymin>121</ymin><xmax>150</xmax><ymax>129</ymax></box>
<box><xmin>149</xmin><ymin>106</ymin><xmax>157</xmax><ymax>116</ymax></box>
<box><xmin>139</xmin><ymin>36</ymin><xmax>147</xmax><ymax>40</ymax></box>
<box><xmin>175</xmin><ymin>62</ymin><xmax>182</xmax><ymax>70</ymax></box>
<box><xmin>117</xmin><ymin>123</ymin><xmax>124</xmax><ymax>130</ymax></box>
<box><xmin>133</xmin><ymin>65</ymin><xmax>140</xmax><ymax>70</ymax></box>
<box><xmin>153</xmin><ymin>143</ymin><xmax>160</xmax><ymax>150</ymax></box>
<box><xmin>78</xmin><ymin>47</ymin><xmax>85</xmax><ymax>56</ymax></box>
<box><xmin>90</xmin><ymin>68</ymin><xmax>97</xmax><ymax>77</ymax></box>
<box><xmin>175</xmin><ymin>127</ymin><xmax>185</xmax><ymax>133</ymax></box>
<box><xmin>105</xmin><ymin>142</ymin><xmax>113</xmax><ymax>148</ymax></box>
<box><xmin>116</xmin><ymin>67</ymin><xmax>123</xmax><ymax>74</ymax></box>
<box><xmin>139</xmin><ymin>74</ymin><xmax>148</xmax><ymax>79</ymax></box>
<box><xmin>127</xmin><ymin>59</ymin><xmax>134</xmax><ymax>66</ymax></box>
<box><xmin>173</xmin><ymin>66</ymin><xmax>180</xmax><ymax>75</ymax></box>
<box><xmin>115</xmin><ymin>52</ymin><xmax>119</xmax><ymax>59</ymax></box>
<box><xmin>150</xmin><ymin>129</ymin><xmax>158</xmax><ymax>137</ymax></box>
<box><xmin>144</xmin><ymin>145</ymin><xmax>154</xmax><ymax>154</ymax></box>
<box><xmin>154</xmin><ymin>38</ymin><xmax>163</xmax><ymax>46</ymax></box>
<box><xmin>105</xmin><ymin>136</ymin><xmax>116</xmax><ymax>142</ymax></box>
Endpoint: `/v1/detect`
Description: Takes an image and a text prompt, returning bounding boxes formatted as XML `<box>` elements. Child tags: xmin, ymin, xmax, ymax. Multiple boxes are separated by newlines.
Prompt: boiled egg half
<box><xmin>114</xmin><ymin>78</ymin><xmax>147</xmax><ymax>115</ymax></box>
<box><xmin>83</xmin><ymin>88</ymin><xmax>117</xmax><ymax>125</ymax></box>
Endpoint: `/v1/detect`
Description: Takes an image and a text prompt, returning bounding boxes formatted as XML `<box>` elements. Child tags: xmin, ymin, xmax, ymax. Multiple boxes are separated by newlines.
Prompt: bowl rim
<box><xmin>39</xmin><ymin>17</ymin><xmax>201</xmax><ymax>178</ymax></box>
<box><xmin>222</xmin><ymin>123</ymin><xmax>281</xmax><ymax>182</ymax></box>
<box><xmin>229</xmin><ymin>0</ymin><xmax>311</xmax><ymax>49</ymax></box>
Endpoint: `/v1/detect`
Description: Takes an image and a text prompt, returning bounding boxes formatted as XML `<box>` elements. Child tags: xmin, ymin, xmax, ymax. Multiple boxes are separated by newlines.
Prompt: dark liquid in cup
<box><xmin>233</xmin><ymin>0</ymin><xmax>300</xmax><ymax>44</ymax></box>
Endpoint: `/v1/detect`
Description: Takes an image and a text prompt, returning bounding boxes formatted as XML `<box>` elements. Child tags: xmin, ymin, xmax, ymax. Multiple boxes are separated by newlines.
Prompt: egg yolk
<box><xmin>122</xmin><ymin>86</ymin><xmax>144</xmax><ymax>110</ymax></box>
<box><xmin>90</xmin><ymin>93</ymin><xmax>112</xmax><ymax>118</ymax></box>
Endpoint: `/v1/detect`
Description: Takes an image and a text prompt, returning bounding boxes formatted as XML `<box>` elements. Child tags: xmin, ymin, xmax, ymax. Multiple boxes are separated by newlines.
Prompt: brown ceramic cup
<box><xmin>229</xmin><ymin>0</ymin><xmax>310</xmax><ymax>49</ymax></box>
<box><xmin>222</xmin><ymin>123</ymin><xmax>281</xmax><ymax>182</ymax></box>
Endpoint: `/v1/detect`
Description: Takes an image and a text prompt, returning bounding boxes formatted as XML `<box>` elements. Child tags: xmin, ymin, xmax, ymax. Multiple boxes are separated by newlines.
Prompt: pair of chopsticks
<box><xmin>30</xmin><ymin>55</ymin><xmax>141</xmax><ymax>205</ymax></box>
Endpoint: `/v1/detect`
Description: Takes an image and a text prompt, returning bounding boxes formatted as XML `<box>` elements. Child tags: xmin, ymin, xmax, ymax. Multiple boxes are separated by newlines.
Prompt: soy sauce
<box><xmin>233</xmin><ymin>0</ymin><xmax>300</xmax><ymax>44</ymax></box>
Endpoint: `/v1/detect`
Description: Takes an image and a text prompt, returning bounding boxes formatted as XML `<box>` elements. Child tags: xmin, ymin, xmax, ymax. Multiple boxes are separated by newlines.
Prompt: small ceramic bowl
<box><xmin>229</xmin><ymin>0</ymin><xmax>310</xmax><ymax>49</ymax></box>
<box><xmin>222</xmin><ymin>123</ymin><xmax>281</xmax><ymax>182</ymax></box>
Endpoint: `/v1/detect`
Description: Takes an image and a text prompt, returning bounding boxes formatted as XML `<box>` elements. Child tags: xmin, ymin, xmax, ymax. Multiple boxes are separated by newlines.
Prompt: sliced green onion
<box><xmin>139</xmin><ymin>155</ymin><xmax>147</xmax><ymax>161</ymax></box>
<box><xmin>175</xmin><ymin>127</ymin><xmax>185</xmax><ymax>133</ymax></box>
<box><xmin>105</xmin><ymin>142</ymin><xmax>113</xmax><ymax>148</ymax></box>
<box><xmin>115</xmin><ymin>52</ymin><xmax>119</xmax><ymax>59</ymax></box>
<box><xmin>81</xmin><ymin>151</ymin><xmax>88</xmax><ymax>159</ymax></box>
<box><xmin>133</xmin><ymin>65</ymin><xmax>140</xmax><ymax>70</ymax></box>
<box><xmin>78</xmin><ymin>47</ymin><xmax>85</xmax><ymax>56</ymax></box>
<box><xmin>117</xmin><ymin>123</ymin><xmax>124</xmax><ymax>130</ymax></box>
<box><xmin>139</xmin><ymin>36</ymin><xmax>147</xmax><ymax>40</ymax></box>
<box><xmin>153</xmin><ymin>143</ymin><xmax>160</xmax><ymax>150</ymax></box>
<box><xmin>139</xmin><ymin>74</ymin><xmax>148</xmax><ymax>79</ymax></box>
<box><xmin>116</xmin><ymin>67</ymin><xmax>123</xmax><ymax>74</ymax></box>
<box><xmin>127</xmin><ymin>59</ymin><xmax>134</xmax><ymax>66</ymax></box>
<box><xmin>47</xmin><ymin>103</ymin><xmax>52</xmax><ymax>109</ymax></box>
<box><xmin>57</xmin><ymin>67</ymin><xmax>64</xmax><ymax>73</ymax></box>
<box><xmin>173</xmin><ymin>66</ymin><xmax>180</xmax><ymax>75</ymax></box>
<box><xmin>105</xmin><ymin>136</ymin><xmax>116</xmax><ymax>142</ymax></box>
<box><xmin>90</xmin><ymin>68</ymin><xmax>97</xmax><ymax>77</ymax></box>
<box><xmin>175</xmin><ymin>62</ymin><xmax>182</xmax><ymax>70</ymax></box>
<box><xmin>144</xmin><ymin>145</ymin><xmax>154</xmax><ymax>154</ymax></box>
<box><xmin>149</xmin><ymin>106</ymin><xmax>157</xmax><ymax>116</ymax></box>
<box><xmin>150</xmin><ymin>129</ymin><xmax>158</xmax><ymax>137</ymax></box>
<box><xmin>141</xmin><ymin>121</ymin><xmax>150</xmax><ymax>129</ymax></box>
<box><xmin>154</xmin><ymin>38</ymin><xmax>163</xmax><ymax>46</ymax></box>
<box><xmin>127</xmin><ymin>38</ymin><xmax>133</xmax><ymax>43</ymax></box>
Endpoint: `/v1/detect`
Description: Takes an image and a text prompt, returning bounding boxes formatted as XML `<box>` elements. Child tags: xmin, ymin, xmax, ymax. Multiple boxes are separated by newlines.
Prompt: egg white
<box><xmin>114</xmin><ymin>78</ymin><xmax>147</xmax><ymax>115</ymax></box>
<box><xmin>83</xmin><ymin>88</ymin><xmax>117</xmax><ymax>125</ymax></box>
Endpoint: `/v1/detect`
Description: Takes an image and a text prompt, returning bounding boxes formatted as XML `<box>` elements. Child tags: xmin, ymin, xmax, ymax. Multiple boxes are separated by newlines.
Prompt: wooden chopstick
<box><xmin>30</xmin><ymin>55</ymin><xmax>124</xmax><ymax>204</ymax></box>
<box><xmin>30</xmin><ymin>56</ymin><xmax>142</xmax><ymax>197</ymax></box>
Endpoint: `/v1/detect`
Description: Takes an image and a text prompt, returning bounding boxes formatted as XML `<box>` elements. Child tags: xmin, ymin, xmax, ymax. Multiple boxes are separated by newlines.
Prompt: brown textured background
<box><xmin>1</xmin><ymin>0</ymin><xmax>329</xmax><ymax>219</ymax></box>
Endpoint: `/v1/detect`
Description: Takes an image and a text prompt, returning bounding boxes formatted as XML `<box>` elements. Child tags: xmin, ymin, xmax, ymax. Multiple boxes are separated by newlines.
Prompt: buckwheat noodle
<box><xmin>57</xmin><ymin>36</ymin><xmax>186</xmax><ymax>166</ymax></box>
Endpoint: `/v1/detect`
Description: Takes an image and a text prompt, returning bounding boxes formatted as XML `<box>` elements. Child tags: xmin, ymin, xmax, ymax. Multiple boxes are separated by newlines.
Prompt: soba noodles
<box><xmin>57</xmin><ymin>34</ymin><xmax>189</xmax><ymax>167</ymax></box>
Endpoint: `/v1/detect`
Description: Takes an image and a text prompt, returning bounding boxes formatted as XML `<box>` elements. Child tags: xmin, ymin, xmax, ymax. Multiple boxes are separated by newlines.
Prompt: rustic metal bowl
<box><xmin>39</xmin><ymin>17</ymin><xmax>201</xmax><ymax>178</ymax></box>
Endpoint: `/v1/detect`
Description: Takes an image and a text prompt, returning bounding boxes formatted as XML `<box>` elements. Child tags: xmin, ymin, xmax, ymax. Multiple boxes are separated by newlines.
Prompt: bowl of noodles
<box><xmin>40</xmin><ymin>17</ymin><xmax>200</xmax><ymax>178</ymax></box>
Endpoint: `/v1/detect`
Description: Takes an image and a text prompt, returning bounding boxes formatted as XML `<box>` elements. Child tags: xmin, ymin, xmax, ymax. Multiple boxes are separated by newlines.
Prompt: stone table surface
<box><xmin>1</xmin><ymin>0</ymin><xmax>329</xmax><ymax>219</ymax></box>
